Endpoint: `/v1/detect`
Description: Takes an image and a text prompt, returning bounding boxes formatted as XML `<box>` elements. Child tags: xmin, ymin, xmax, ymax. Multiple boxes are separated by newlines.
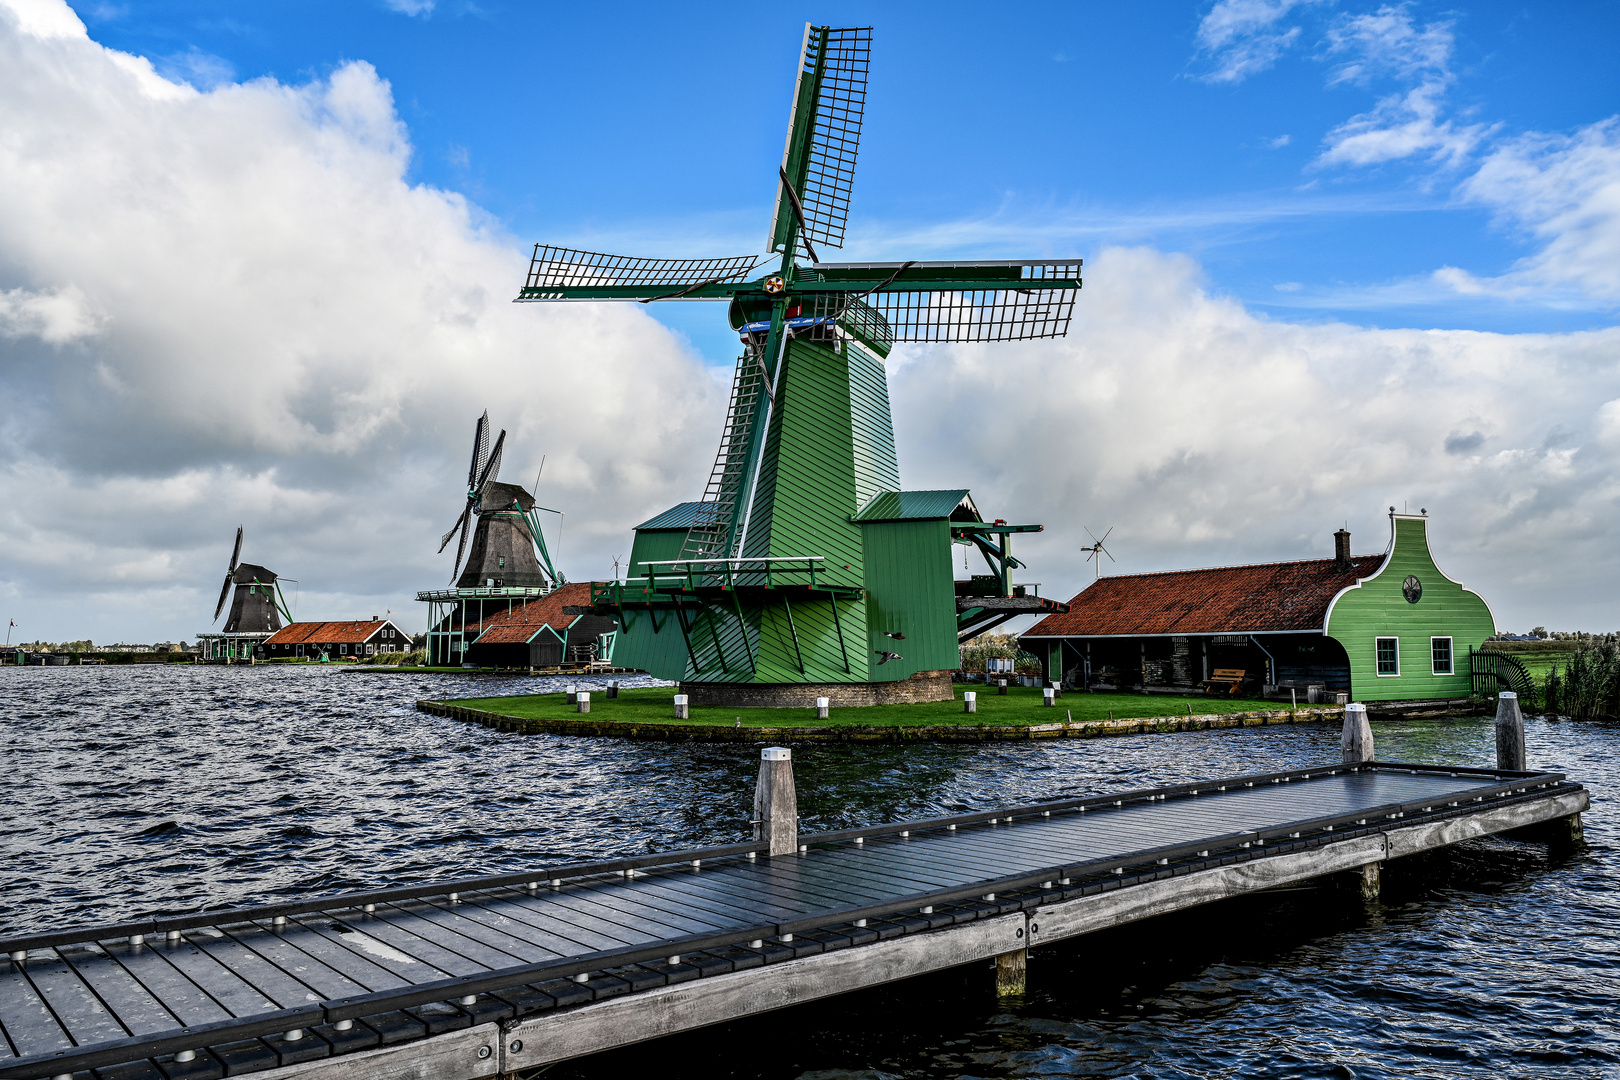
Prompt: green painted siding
<box><xmin>1325</xmin><ymin>515</ymin><xmax>1495</xmax><ymax>701</ymax></box>
<box><xmin>693</xmin><ymin>335</ymin><xmax>873</xmax><ymax>684</ymax></box>
<box><xmin>847</xmin><ymin>340</ymin><xmax>900</xmax><ymax>511</ymax></box>
<box><xmin>611</xmin><ymin>527</ymin><xmax>694</xmax><ymax>681</ymax></box>
<box><xmin>861</xmin><ymin>520</ymin><xmax>958</xmax><ymax>681</ymax></box>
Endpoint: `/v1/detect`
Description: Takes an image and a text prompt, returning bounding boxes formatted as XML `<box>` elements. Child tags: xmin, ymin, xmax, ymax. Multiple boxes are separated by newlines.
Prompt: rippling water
<box><xmin>2</xmin><ymin>666</ymin><xmax>1614</xmax><ymax>1078</ymax></box>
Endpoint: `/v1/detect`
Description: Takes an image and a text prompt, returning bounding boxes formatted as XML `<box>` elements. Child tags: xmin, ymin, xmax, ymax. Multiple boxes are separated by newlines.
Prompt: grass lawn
<box><xmin>441</xmin><ymin>684</ymin><xmax>1297</xmax><ymax>729</ymax></box>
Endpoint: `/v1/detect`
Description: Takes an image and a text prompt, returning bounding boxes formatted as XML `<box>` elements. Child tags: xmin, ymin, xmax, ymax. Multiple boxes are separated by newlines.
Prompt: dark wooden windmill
<box><xmin>213</xmin><ymin>526</ymin><xmax>290</xmax><ymax>634</ymax></box>
<box><xmin>417</xmin><ymin>412</ymin><xmax>569</xmax><ymax>666</ymax></box>
<box><xmin>197</xmin><ymin>526</ymin><xmax>293</xmax><ymax>661</ymax></box>
<box><xmin>437</xmin><ymin>411</ymin><xmax>562</xmax><ymax>589</ymax></box>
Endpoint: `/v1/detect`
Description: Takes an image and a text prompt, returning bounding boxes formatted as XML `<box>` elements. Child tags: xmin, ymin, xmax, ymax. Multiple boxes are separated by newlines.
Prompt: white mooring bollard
<box><xmin>1341</xmin><ymin>702</ymin><xmax>1374</xmax><ymax>763</ymax></box>
<box><xmin>576</xmin><ymin>691</ymin><xmax>590</xmax><ymax>714</ymax></box>
<box><xmin>607</xmin><ymin>679</ymin><xmax>619</xmax><ymax>699</ymax></box>
<box><xmin>963</xmin><ymin>691</ymin><xmax>977</xmax><ymax>714</ymax></box>
<box><xmin>673</xmin><ymin>693</ymin><xmax>690</xmax><ymax>720</ymax></box>
<box><xmin>1495</xmin><ymin>691</ymin><xmax>1526</xmax><ymax>771</ymax></box>
<box><xmin>815</xmin><ymin>696</ymin><xmax>830</xmax><ymax>720</ymax></box>
<box><xmin>565</xmin><ymin>684</ymin><xmax>578</xmax><ymax>705</ymax></box>
<box><xmin>1042</xmin><ymin>686</ymin><xmax>1056</xmax><ymax>707</ymax></box>
<box><xmin>754</xmin><ymin>747</ymin><xmax>798</xmax><ymax>856</ymax></box>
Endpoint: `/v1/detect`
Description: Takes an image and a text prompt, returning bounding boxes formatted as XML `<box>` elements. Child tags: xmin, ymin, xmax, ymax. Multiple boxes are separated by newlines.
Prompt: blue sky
<box><xmin>74</xmin><ymin>0</ymin><xmax>1620</xmax><ymax>359</ymax></box>
<box><xmin>4</xmin><ymin>0</ymin><xmax>1620</xmax><ymax>641</ymax></box>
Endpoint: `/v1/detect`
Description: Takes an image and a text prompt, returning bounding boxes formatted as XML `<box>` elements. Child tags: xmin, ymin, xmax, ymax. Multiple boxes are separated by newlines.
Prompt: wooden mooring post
<box><xmin>1341</xmin><ymin>702</ymin><xmax>1380</xmax><ymax>898</ymax></box>
<box><xmin>1496</xmin><ymin>690</ymin><xmax>1584</xmax><ymax>851</ymax></box>
<box><xmin>754</xmin><ymin>747</ymin><xmax>797</xmax><ymax>856</ymax></box>
<box><xmin>1496</xmin><ymin>691</ymin><xmax>1526</xmax><ymax>772</ymax></box>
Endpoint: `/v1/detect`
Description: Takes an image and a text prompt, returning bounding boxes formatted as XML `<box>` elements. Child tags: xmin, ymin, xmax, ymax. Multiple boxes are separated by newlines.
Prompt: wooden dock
<box><xmin>0</xmin><ymin>757</ymin><xmax>1586</xmax><ymax>1080</ymax></box>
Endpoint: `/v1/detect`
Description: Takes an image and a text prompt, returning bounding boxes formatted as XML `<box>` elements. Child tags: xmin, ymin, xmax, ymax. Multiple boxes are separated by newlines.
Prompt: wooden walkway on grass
<box><xmin>0</xmin><ymin>761</ymin><xmax>1587</xmax><ymax>1080</ymax></box>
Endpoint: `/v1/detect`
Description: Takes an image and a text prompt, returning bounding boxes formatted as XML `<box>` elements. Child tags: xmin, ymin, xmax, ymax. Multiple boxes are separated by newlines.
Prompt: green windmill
<box><xmin>516</xmin><ymin>24</ymin><xmax>1074</xmax><ymax>704</ymax></box>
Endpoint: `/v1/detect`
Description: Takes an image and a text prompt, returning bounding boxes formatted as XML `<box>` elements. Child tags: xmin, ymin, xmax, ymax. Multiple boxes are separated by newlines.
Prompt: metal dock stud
<box><xmin>174</xmin><ymin>1051</ymin><xmax>196</xmax><ymax>1063</ymax></box>
<box><xmin>458</xmin><ymin>995</ymin><xmax>477</xmax><ymax>1005</ymax></box>
<box><xmin>667</xmin><ymin>955</ymin><xmax>681</xmax><ymax>966</ymax></box>
<box><xmin>165</xmin><ymin>930</ymin><xmax>181</xmax><ymax>942</ymax></box>
<box><xmin>447</xmin><ymin>892</ymin><xmax>459</xmax><ymax>903</ymax></box>
<box><xmin>271</xmin><ymin>916</ymin><xmax>285</xmax><ymax>929</ymax></box>
<box><xmin>284</xmin><ymin>1029</ymin><xmax>304</xmax><ymax>1042</ymax></box>
<box><xmin>9</xmin><ymin>950</ymin><xmax>26</xmax><ymax>962</ymax></box>
<box><xmin>128</xmin><ymin>934</ymin><xmax>145</xmax><ymax>945</ymax></box>
<box><xmin>334</xmin><ymin>1020</ymin><xmax>354</xmax><ymax>1031</ymax></box>
<box><xmin>573</xmin><ymin>973</ymin><xmax>588</xmax><ymax>983</ymax></box>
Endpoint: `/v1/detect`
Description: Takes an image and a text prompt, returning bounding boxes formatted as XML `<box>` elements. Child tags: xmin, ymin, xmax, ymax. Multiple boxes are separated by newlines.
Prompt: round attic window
<box><xmin>1403</xmin><ymin>575</ymin><xmax>1423</xmax><ymax>604</ymax></box>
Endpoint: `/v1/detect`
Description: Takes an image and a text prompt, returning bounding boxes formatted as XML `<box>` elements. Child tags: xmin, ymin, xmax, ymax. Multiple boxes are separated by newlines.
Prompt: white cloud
<box><xmin>1194</xmin><ymin>0</ymin><xmax>1325</xmax><ymax>84</ymax></box>
<box><xmin>1445</xmin><ymin>118</ymin><xmax>1620</xmax><ymax>303</ymax></box>
<box><xmin>0</xmin><ymin>285</ymin><xmax>103</xmax><ymax>343</ymax></box>
<box><xmin>1313</xmin><ymin>6</ymin><xmax>1491</xmax><ymax>169</ymax></box>
<box><xmin>0</xmin><ymin>0</ymin><xmax>720</xmax><ymax>641</ymax></box>
<box><xmin>1322</xmin><ymin>4</ymin><xmax>1454</xmax><ymax>86</ymax></box>
<box><xmin>382</xmin><ymin>0</ymin><xmax>433</xmax><ymax>16</ymax></box>
<box><xmin>1317</xmin><ymin>80</ymin><xmax>1490</xmax><ymax>168</ymax></box>
<box><xmin>892</xmin><ymin>247</ymin><xmax>1620</xmax><ymax>630</ymax></box>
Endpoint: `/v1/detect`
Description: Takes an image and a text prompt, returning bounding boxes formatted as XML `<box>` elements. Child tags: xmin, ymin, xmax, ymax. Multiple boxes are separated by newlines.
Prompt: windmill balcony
<box><xmin>591</xmin><ymin>557</ymin><xmax>863</xmax><ymax>611</ymax></box>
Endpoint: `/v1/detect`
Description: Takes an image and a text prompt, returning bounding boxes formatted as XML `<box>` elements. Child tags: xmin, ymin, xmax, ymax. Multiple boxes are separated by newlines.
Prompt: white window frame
<box><xmin>1375</xmin><ymin>636</ymin><xmax>1400</xmax><ymax>677</ymax></box>
<box><xmin>1431</xmin><ymin>636</ymin><xmax>1454</xmax><ymax>675</ymax></box>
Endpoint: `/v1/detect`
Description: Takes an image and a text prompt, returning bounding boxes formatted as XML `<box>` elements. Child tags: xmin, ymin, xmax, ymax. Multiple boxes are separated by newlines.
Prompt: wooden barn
<box><xmin>1020</xmin><ymin>513</ymin><xmax>1497</xmax><ymax>702</ymax></box>
<box><xmin>455</xmin><ymin>581</ymin><xmax>618</xmax><ymax>669</ymax></box>
<box><xmin>263</xmin><ymin>619</ymin><xmax>410</xmax><ymax>661</ymax></box>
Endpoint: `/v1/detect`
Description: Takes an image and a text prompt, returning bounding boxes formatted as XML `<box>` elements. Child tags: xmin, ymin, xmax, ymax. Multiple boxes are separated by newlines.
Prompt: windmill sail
<box><xmin>808</xmin><ymin>260</ymin><xmax>1083</xmax><ymax>344</ymax></box>
<box><xmin>520</xmin><ymin>247</ymin><xmax>760</xmax><ymax>301</ymax></box>
<box><xmin>769</xmin><ymin>25</ymin><xmax>872</xmax><ymax>255</ymax></box>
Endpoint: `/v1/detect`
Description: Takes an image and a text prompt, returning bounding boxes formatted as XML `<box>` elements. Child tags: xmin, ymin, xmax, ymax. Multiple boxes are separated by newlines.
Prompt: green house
<box><xmin>1021</xmin><ymin>513</ymin><xmax>1496</xmax><ymax>703</ymax></box>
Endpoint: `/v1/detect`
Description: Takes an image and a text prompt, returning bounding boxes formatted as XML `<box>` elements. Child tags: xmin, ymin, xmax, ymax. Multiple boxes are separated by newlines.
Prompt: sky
<box><xmin>1</xmin><ymin>0</ymin><xmax>1618</xmax><ymax>643</ymax></box>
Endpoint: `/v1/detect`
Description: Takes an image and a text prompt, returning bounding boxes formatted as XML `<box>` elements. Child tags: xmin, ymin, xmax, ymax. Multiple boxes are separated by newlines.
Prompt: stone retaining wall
<box><xmin>680</xmin><ymin>670</ymin><xmax>955</xmax><ymax>707</ymax></box>
<box><xmin>415</xmin><ymin>699</ymin><xmax>1343</xmax><ymax>743</ymax></box>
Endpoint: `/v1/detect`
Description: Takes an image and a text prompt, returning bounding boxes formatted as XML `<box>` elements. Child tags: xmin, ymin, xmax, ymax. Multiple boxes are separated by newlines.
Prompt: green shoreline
<box><xmin>415</xmin><ymin>684</ymin><xmax>1344</xmax><ymax>743</ymax></box>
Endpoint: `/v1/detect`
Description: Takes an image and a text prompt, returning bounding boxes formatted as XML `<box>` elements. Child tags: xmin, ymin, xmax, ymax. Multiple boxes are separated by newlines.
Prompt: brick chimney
<box><xmin>1334</xmin><ymin>528</ymin><xmax>1352</xmax><ymax>571</ymax></box>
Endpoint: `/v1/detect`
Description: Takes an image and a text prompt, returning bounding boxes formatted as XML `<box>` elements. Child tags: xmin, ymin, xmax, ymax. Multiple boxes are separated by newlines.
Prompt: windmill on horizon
<box><xmin>513</xmin><ymin>24</ymin><xmax>1075</xmax><ymax>702</ymax></box>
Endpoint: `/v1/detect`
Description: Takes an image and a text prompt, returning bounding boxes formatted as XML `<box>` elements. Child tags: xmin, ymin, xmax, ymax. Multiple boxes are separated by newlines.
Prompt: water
<box><xmin>2</xmin><ymin>665</ymin><xmax>1614</xmax><ymax>1078</ymax></box>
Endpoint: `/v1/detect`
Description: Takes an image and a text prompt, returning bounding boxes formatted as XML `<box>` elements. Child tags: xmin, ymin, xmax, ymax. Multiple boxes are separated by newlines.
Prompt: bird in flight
<box><xmin>874</xmin><ymin>650</ymin><xmax>904</xmax><ymax>665</ymax></box>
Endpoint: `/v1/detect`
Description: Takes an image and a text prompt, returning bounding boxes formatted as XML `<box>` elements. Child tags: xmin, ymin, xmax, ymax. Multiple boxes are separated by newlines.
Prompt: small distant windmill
<box><xmin>437</xmin><ymin>411</ymin><xmax>563</xmax><ymax>588</ymax></box>
<box><xmin>213</xmin><ymin>526</ymin><xmax>291</xmax><ymax>632</ymax></box>
<box><xmin>1083</xmin><ymin>526</ymin><xmax>1115</xmax><ymax>581</ymax></box>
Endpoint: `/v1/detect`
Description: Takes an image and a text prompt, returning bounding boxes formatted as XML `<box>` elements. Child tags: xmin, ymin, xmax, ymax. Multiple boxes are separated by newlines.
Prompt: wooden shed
<box><xmin>458</xmin><ymin>582</ymin><xmax>618</xmax><ymax>669</ymax></box>
<box><xmin>1020</xmin><ymin>513</ymin><xmax>1496</xmax><ymax>702</ymax></box>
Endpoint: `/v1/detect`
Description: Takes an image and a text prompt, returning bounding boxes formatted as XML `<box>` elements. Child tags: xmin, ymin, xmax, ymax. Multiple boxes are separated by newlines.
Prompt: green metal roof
<box><xmin>634</xmin><ymin>501</ymin><xmax>705</xmax><ymax>531</ymax></box>
<box><xmin>851</xmin><ymin>489</ymin><xmax>977</xmax><ymax>523</ymax></box>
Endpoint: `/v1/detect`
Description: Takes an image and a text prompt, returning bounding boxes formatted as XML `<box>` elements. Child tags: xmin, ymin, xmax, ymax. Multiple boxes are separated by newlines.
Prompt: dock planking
<box><xmin>0</xmin><ymin>759</ymin><xmax>1588</xmax><ymax>1080</ymax></box>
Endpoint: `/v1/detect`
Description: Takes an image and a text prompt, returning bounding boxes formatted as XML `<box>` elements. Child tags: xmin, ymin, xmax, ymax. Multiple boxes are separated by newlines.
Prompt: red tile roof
<box><xmin>1022</xmin><ymin>554</ymin><xmax>1386</xmax><ymax>638</ymax></box>
<box><xmin>265</xmin><ymin>620</ymin><xmax>394</xmax><ymax>645</ymax></box>
<box><xmin>464</xmin><ymin>582</ymin><xmax>594</xmax><ymax>644</ymax></box>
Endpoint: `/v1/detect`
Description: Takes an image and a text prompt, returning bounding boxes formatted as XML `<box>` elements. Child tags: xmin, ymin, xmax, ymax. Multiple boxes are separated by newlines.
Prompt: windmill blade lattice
<box><xmin>522</xmin><ymin>248</ymin><xmax>760</xmax><ymax>301</ymax></box>
<box><xmin>769</xmin><ymin>25</ymin><xmax>872</xmax><ymax>255</ymax></box>
<box><xmin>214</xmin><ymin>525</ymin><xmax>243</xmax><ymax>622</ymax></box>
<box><xmin>808</xmin><ymin>260</ymin><xmax>1083</xmax><ymax>344</ymax></box>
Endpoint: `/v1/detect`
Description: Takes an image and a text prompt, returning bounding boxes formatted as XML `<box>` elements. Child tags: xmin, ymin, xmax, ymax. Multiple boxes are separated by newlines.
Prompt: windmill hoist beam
<box><xmin>951</xmin><ymin>523</ymin><xmax>1045</xmax><ymax>536</ymax></box>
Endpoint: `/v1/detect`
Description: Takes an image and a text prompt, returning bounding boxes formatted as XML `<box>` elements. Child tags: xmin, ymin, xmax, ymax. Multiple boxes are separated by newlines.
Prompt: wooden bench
<box><xmin>1202</xmin><ymin>668</ymin><xmax>1246</xmax><ymax>695</ymax></box>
